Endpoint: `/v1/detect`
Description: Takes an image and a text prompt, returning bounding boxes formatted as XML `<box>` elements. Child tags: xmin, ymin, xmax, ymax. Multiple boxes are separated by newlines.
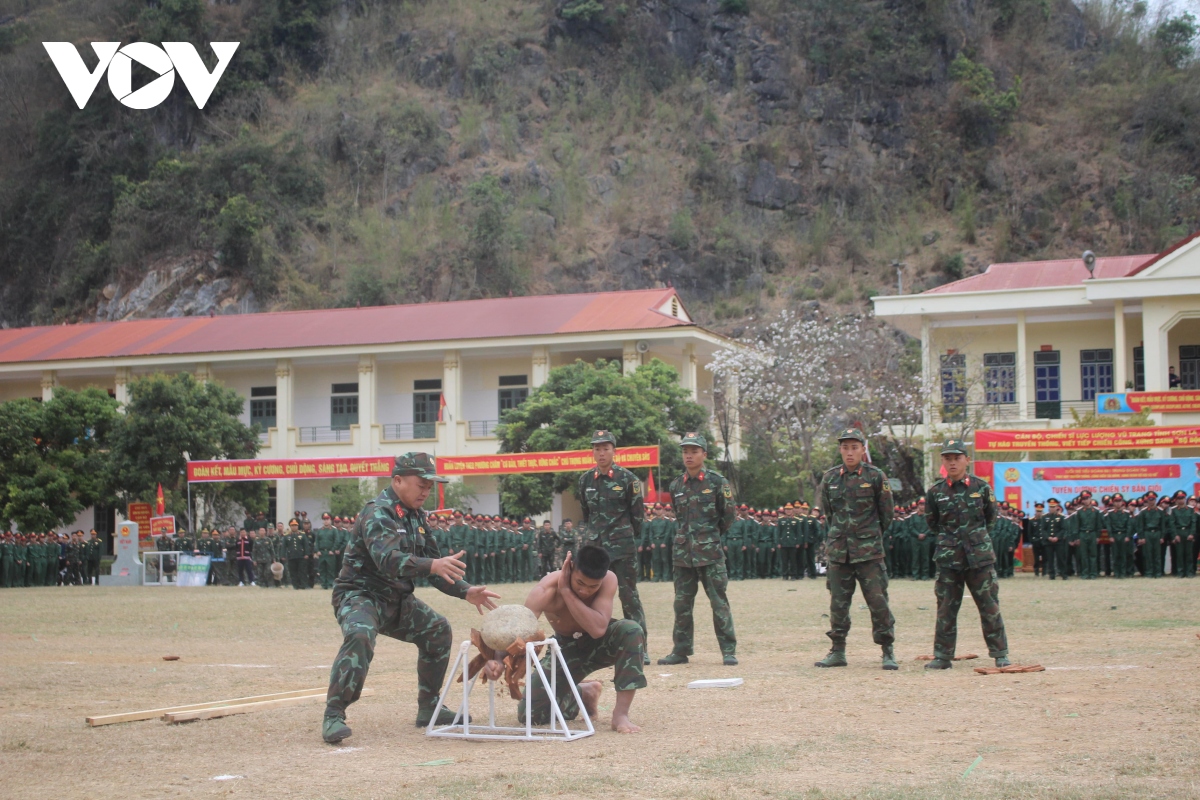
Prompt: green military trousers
<box><xmin>933</xmin><ymin>565</ymin><xmax>1008</xmax><ymax>660</ymax></box>
<box><xmin>668</xmin><ymin>561</ymin><xmax>737</xmax><ymax>658</ymax></box>
<box><xmin>826</xmin><ymin>558</ymin><xmax>895</xmax><ymax>648</ymax></box>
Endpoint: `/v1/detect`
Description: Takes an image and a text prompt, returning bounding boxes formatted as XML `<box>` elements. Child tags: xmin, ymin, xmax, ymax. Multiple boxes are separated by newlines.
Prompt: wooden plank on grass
<box><xmin>87</xmin><ymin>688</ymin><xmax>327</xmax><ymax>726</ymax></box>
<box><xmin>164</xmin><ymin>689</ymin><xmax>374</xmax><ymax>723</ymax></box>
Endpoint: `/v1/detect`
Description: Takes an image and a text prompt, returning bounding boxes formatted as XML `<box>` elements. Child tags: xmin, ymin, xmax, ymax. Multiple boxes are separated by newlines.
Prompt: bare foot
<box><xmin>579</xmin><ymin>680</ymin><xmax>602</xmax><ymax>719</ymax></box>
<box><xmin>611</xmin><ymin>713</ymin><xmax>641</xmax><ymax>733</ymax></box>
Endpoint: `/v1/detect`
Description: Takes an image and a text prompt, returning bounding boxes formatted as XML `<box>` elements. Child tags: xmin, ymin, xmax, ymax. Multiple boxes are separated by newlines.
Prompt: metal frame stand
<box><xmin>426</xmin><ymin>638</ymin><xmax>595</xmax><ymax>741</ymax></box>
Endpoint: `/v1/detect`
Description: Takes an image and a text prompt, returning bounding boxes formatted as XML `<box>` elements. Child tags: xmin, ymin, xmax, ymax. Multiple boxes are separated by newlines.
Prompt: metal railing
<box><xmin>928</xmin><ymin>400</ymin><xmax>1097</xmax><ymax>426</ymax></box>
<box><xmin>468</xmin><ymin>420</ymin><xmax>499</xmax><ymax>437</ymax></box>
<box><xmin>298</xmin><ymin>426</ymin><xmax>354</xmax><ymax>443</ymax></box>
<box><xmin>382</xmin><ymin>422</ymin><xmax>437</xmax><ymax>441</ymax></box>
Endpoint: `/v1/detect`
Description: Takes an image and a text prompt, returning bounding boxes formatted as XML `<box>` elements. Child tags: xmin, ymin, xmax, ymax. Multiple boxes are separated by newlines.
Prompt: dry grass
<box><xmin>2</xmin><ymin>575</ymin><xmax>1199</xmax><ymax>799</ymax></box>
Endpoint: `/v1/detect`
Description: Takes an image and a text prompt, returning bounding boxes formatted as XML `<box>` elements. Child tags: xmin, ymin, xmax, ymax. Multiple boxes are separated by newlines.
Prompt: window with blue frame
<box><xmin>1080</xmin><ymin>349</ymin><xmax>1113</xmax><ymax>401</ymax></box>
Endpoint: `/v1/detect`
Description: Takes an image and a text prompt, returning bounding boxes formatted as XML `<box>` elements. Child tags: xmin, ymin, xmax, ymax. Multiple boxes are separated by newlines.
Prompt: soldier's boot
<box><xmin>924</xmin><ymin>658</ymin><xmax>953</xmax><ymax>670</ymax></box>
<box><xmin>881</xmin><ymin>645</ymin><xmax>899</xmax><ymax>671</ymax></box>
<box><xmin>814</xmin><ymin>648</ymin><xmax>847</xmax><ymax>668</ymax></box>
<box><xmin>995</xmin><ymin>656</ymin><xmax>1011</xmax><ymax>668</ymax></box>
<box><xmin>643</xmin><ymin>651</ymin><xmax>651</xmax><ymax>666</ymax></box>
<box><xmin>415</xmin><ymin>707</ymin><xmax>462</xmax><ymax>728</ymax></box>
<box><xmin>723</xmin><ymin>654</ymin><xmax>738</xmax><ymax>666</ymax></box>
<box><xmin>657</xmin><ymin>653</ymin><xmax>689</xmax><ymax>665</ymax></box>
<box><xmin>322</xmin><ymin>714</ymin><xmax>352</xmax><ymax>744</ymax></box>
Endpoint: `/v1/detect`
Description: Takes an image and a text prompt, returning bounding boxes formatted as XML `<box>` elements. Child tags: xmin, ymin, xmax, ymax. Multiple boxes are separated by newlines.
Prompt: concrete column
<box><xmin>275</xmin><ymin>359</ymin><xmax>293</xmax><ymax>456</ymax></box>
<box><xmin>274</xmin><ymin>357</ymin><xmax>296</xmax><ymax>526</ymax></box>
<box><xmin>114</xmin><ymin>367</ymin><xmax>131</xmax><ymax>410</ymax></box>
<box><xmin>1142</xmin><ymin>301</ymin><xmax>1170</xmax><ymax>392</ymax></box>
<box><xmin>358</xmin><ymin>354</ymin><xmax>376</xmax><ymax>456</ymax></box>
<box><xmin>1113</xmin><ymin>300</ymin><xmax>1127</xmax><ymax>391</ymax></box>
<box><xmin>41</xmin><ymin>370</ymin><xmax>56</xmax><ymax>402</ymax></box>
<box><xmin>439</xmin><ymin>350</ymin><xmax>461</xmax><ymax>456</ymax></box>
<box><xmin>680</xmin><ymin>344</ymin><xmax>697</xmax><ymax>400</ymax></box>
<box><xmin>622</xmin><ymin>340</ymin><xmax>642</xmax><ymax>376</ymax></box>
<box><xmin>531</xmin><ymin>345</ymin><xmax>550</xmax><ymax>388</ymax></box>
<box><xmin>919</xmin><ymin>317</ymin><xmax>936</xmax><ymax>486</ymax></box>
<box><xmin>1016</xmin><ymin>311</ymin><xmax>1028</xmax><ymax>420</ymax></box>
<box><xmin>722</xmin><ymin>372</ymin><xmax>741</xmax><ymax>462</ymax></box>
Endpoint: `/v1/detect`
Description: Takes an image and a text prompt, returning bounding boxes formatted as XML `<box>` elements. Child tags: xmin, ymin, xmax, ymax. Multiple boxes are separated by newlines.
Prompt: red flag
<box><xmin>645</xmin><ymin>470</ymin><xmax>656</xmax><ymax>505</ymax></box>
<box><xmin>155</xmin><ymin>484</ymin><xmax>165</xmax><ymax>516</ymax></box>
<box><xmin>437</xmin><ymin>482</ymin><xmax>445</xmax><ymax>511</ymax></box>
<box><xmin>437</xmin><ymin>393</ymin><xmax>447</xmax><ymax>422</ymax></box>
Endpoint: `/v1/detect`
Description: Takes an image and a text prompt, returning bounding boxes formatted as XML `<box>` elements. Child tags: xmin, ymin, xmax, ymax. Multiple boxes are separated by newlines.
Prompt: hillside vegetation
<box><xmin>0</xmin><ymin>0</ymin><xmax>1196</xmax><ymax>327</ymax></box>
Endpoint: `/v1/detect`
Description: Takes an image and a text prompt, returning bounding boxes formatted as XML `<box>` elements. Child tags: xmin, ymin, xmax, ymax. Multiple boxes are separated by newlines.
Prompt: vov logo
<box><xmin>42</xmin><ymin>42</ymin><xmax>239</xmax><ymax>110</ymax></box>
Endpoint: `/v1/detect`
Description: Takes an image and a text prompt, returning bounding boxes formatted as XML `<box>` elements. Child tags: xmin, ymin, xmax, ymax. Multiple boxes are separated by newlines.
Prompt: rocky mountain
<box><xmin>0</xmin><ymin>0</ymin><xmax>1196</xmax><ymax>328</ymax></box>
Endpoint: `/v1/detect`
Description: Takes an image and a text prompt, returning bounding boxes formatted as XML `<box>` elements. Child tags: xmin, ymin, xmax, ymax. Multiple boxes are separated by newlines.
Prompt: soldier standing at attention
<box><xmin>923</xmin><ymin>439</ymin><xmax>1011</xmax><ymax>670</ymax></box>
<box><xmin>814</xmin><ymin>428</ymin><xmax>898</xmax><ymax>670</ymax></box>
<box><xmin>658</xmin><ymin>433</ymin><xmax>738</xmax><ymax>666</ymax></box>
<box><xmin>1028</xmin><ymin>503</ymin><xmax>1046</xmax><ymax>576</ymax></box>
<box><xmin>557</xmin><ymin>519</ymin><xmax>577</xmax><ymax>570</ymax></box>
<box><xmin>316</xmin><ymin>513</ymin><xmax>340</xmax><ymax>590</ymax></box>
<box><xmin>1135</xmin><ymin>491</ymin><xmax>1166</xmax><ymax>578</ymax></box>
<box><xmin>1043</xmin><ymin>499</ymin><xmax>1069</xmax><ymax>579</ymax></box>
<box><xmin>1103</xmin><ymin>495</ymin><xmax>1135</xmax><ymax>578</ymax></box>
<box><xmin>1168</xmin><ymin>490</ymin><xmax>1196</xmax><ymax>577</ymax></box>
<box><xmin>908</xmin><ymin>498</ymin><xmax>934</xmax><ymax>580</ymax></box>
<box><xmin>537</xmin><ymin>519</ymin><xmax>558</xmax><ymax>578</ymax></box>
<box><xmin>578</xmin><ymin>430</ymin><xmax>649</xmax><ymax>664</ymax></box>
<box><xmin>283</xmin><ymin>520</ymin><xmax>309</xmax><ymax>590</ymax></box>
<box><xmin>323</xmin><ymin>453</ymin><xmax>499</xmax><ymax>743</ymax></box>
<box><xmin>647</xmin><ymin>504</ymin><xmax>669</xmax><ymax>582</ymax></box>
<box><xmin>1074</xmin><ymin>492</ymin><xmax>1104</xmax><ymax>579</ymax></box>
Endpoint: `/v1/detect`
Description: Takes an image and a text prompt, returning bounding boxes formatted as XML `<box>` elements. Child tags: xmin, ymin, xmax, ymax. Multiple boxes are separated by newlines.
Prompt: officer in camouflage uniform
<box><xmin>322</xmin><ymin>453</ymin><xmax>500</xmax><ymax>743</ymax></box>
<box><xmin>537</xmin><ymin>519</ymin><xmax>558</xmax><ymax>578</ymax></box>
<box><xmin>557</xmin><ymin>519</ymin><xmax>577</xmax><ymax>569</ymax></box>
<box><xmin>315</xmin><ymin>513</ymin><xmax>340</xmax><ymax>590</ymax></box>
<box><xmin>578</xmin><ymin>430</ymin><xmax>649</xmax><ymax>663</ymax></box>
<box><xmin>814</xmin><ymin>428</ymin><xmax>898</xmax><ymax>670</ymax></box>
<box><xmin>1104</xmin><ymin>494</ymin><xmax>1135</xmax><ymax>578</ymax></box>
<box><xmin>658</xmin><ymin>433</ymin><xmax>737</xmax><ymax>666</ymax></box>
<box><xmin>648</xmin><ymin>503</ymin><xmax>671</xmax><ymax>581</ymax></box>
<box><xmin>923</xmin><ymin>439</ymin><xmax>1010</xmax><ymax>670</ymax></box>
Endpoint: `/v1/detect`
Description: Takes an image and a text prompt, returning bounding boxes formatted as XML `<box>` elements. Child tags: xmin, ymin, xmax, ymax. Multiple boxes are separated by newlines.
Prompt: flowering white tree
<box><xmin>709</xmin><ymin>309</ymin><xmax>926</xmax><ymax>498</ymax></box>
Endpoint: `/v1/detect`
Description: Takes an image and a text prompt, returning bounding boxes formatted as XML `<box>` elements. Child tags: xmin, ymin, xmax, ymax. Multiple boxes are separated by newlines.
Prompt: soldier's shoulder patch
<box><xmin>632</xmin><ymin>480</ymin><xmax>642</xmax><ymax>495</ymax></box>
<box><xmin>722</xmin><ymin>484</ymin><xmax>733</xmax><ymax>499</ymax></box>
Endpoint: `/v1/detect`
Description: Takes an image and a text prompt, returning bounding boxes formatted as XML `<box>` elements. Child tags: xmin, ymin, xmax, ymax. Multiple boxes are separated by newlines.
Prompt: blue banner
<box><xmin>985</xmin><ymin>458</ymin><xmax>1200</xmax><ymax>513</ymax></box>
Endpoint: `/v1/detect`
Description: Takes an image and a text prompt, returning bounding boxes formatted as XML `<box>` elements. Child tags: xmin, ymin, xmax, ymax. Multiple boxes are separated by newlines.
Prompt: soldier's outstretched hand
<box><xmin>466</xmin><ymin>585</ymin><xmax>501</xmax><ymax>614</ymax></box>
<box><xmin>431</xmin><ymin>550</ymin><xmax>467</xmax><ymax>582</ymax></box>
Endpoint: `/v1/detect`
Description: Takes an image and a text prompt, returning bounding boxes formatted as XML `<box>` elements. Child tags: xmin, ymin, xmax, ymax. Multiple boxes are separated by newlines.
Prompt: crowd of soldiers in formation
<box><xmin>0</xmin><ymin>529</ymin><xmax>105</xmax><ymax>588</ymax></box>
<box><xmin>4</xmin><ymin>485</ymin><xmax>1196</xmax><ymax>591</ymax></box>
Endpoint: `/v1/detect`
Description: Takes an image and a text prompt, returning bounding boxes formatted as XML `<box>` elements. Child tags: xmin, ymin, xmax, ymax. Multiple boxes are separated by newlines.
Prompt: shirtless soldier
<box><xmin>482</xmin><ymin>544</ymin><xmax>646</xmax><ymax>733</ymax></box>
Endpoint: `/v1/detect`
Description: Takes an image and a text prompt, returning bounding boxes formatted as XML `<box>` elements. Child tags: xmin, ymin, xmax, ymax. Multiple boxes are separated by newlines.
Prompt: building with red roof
<box><xmin>872</xmin><ymin>232</ymin><xmax>1200</xmax><ymax>469</ymax></box>
<box><xmin>0</xmin><ymin>288</ymin><xmax>736</xmax><ymax>526</ymax></box>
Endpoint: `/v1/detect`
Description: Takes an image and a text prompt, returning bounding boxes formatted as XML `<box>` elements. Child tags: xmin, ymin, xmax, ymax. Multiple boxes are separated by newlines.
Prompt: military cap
<box><xmin>1145</xmin><ymin>490</ymin><xmax>1158</xmax><ymax>498</ymax></box>
<box><xmin>680</xmin><ymin>431</ymin><xmax>708</xmax><ymax>450</ymax></box>
<box><xmin>1047</xmin><ymin>498</ymin><xmax>1061</xmax><ymax>506</ymax></box>
<box><xmin>1080</xmin><ymin>490</ymin><xmax>1093</xmax><ymax>499</ymax></box>
<box><xmin>1173</xmin><ymin>489</ymin><xmax>1187</xmax><ymax>500</ymax></box>
<box><xmin>1111</xmin><ymin>493</ymin><xmax>1124</xmax><ymax>502</ymax></box>
<box><xmin>523</xmin><ymin>517</ymin><xmax>532</xmax><ymax>523</ymax></box>
<box><xmin>288</xmin><ymin>518</ymin><xmax>300</xmax><ymax>527</ymax></box>
<box><xmin>653</xmin><ymin>502</ymin><xmax>664</xmax><ymax>509</ymax></box>
<box><xmin>392</xmin><ymin>452</ymin><xmax>448</xmax><ymax>482</ymax></box>
<box><xmin>590</xmin><ymin>430</ymin><xmax>617</xmax><ymax>445</ymax></box>
<box><xmin>1034</xmin><ymin>502</ymin><xmax>1045</xmax><ymax>509</ymax></box>
<box><xmin>940</xmin><ymin>438</ymin><xmax>968</xmax><ymax>455</ymax></box>
<box><xmin>837</xmin><ymin>428</ymin><xmax>866</xmax><ymax>444</ymax></box>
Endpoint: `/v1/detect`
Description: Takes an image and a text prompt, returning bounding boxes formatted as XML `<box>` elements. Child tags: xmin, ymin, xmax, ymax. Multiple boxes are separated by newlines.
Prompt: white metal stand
<box><xmin>426</xmin><ymin>638</ymin><xmax>595</xmax><ymax>741</ymax></box>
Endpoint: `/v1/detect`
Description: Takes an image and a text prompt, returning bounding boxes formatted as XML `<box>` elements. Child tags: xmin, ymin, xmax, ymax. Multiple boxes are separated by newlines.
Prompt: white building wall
<box><xmin>293</xmin><ymin>363</ymin><xmax>359</xmax><ymax>428</ymax></box>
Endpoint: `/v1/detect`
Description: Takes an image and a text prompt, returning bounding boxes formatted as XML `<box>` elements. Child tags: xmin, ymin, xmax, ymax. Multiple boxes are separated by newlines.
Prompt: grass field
<box><xmin>2</xmin><ymin>574</ymin><xmax>1199</xmax><ymax>799</ymax></box>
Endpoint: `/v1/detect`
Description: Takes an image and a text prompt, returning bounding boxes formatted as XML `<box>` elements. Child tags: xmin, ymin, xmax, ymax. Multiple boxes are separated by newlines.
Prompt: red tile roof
<box><xmin>923</xmin><ymin>254</ymin><xmax>1153</xmax><ymax>294</ymax></box>
<box><xmin>0</xmin><ymin>289</ymin><xmax>695</xmax><ymax>365</ymax></box>
<box><xmin>1126</xmin><ymin>229</ymin><xmax>1200</xmax><ymax>276</ymax></box>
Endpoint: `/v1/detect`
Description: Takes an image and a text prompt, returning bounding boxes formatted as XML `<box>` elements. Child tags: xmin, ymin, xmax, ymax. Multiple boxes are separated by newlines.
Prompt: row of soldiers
<box><xmin>1026</xmin><ymin>489</ymin><xmax>1198</xmax><ymax>579</ymax></box>
<box><xmin>0</xmin><ymin>530</ymin><xmax>104</xmax><ymax>588</ymax></box>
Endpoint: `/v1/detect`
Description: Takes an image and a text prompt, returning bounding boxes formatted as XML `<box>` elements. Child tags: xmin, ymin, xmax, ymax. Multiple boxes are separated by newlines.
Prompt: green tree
<box><xmin>0</xmin><ymin>388</ymin><xmax>120</xmax><ymax>531</ymax></box>
<box><xmin>329</xmin><ymin>478</ymin><xmax>382</xmax><ymax>518</ymax></box>
<box><xmin>107</xmin><ymin>373</ymin><xmax>265</xmax><ymax>530</ymax></box>
<box><xmin>495</xmin><ymin>359</ymin><xmax>711</xmax><ymax>517</ymax></box>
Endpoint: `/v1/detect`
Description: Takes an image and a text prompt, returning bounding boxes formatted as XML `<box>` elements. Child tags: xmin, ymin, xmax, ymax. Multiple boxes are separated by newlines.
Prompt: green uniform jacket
<box><xmin>818</xmin><ymin>462</ymin><xmax>894</xmax><ymax>564</ymax></box>
<box><xmin>334</xmin><ymin>486</ymin><xmax>469</xmax><ymax>600</ymax></box>
<box><xmin>668</xmin><ymin>468</ymin><xmax>734</xmax><ymax>568</ymax></box>
<box><xmin>925</xmin><ymin>473</ymin><xmax>996</xmax><ymax>570</ymax></box>
<box><xmin>578</xmin><ymin>464</ymin><xmax>644</xmax><ymax>560</ymax></box>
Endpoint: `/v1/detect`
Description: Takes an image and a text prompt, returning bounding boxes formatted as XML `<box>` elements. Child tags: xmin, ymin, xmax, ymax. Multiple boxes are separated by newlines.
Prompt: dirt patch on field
<box><xmin>1</xmin><ymin>575</ymin><xmax>1198</xmax><ymax>799</ymax></box>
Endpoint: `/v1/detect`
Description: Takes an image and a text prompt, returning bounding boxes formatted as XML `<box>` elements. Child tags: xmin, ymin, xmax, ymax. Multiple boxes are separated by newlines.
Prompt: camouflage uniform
<box><xmin>577</xmin><ymin>431</ymin><xmax>647</xmax><ymax>643</ymax></box>
<box><xmin>817</xmin><ymin>430</ymin><xmax>896</xmax><ymax>654</ymax></box>
<box><xmin>664</xmin><ymin>439</ymin><xmax>737</xmax><ymax>660</ymax></box>
<box><xmin>326</xmin><ymin>454</ymin><xmax>469</xmax><ymax>729</ymax></box>
<box><xmin>924</xmin><ymin>464</ymin><xmax>1009</xmax><ymax>661</ymax></box>
<box><xmin>522</xmin><ymin>618</ymin><xmax>647</xmax><ymax>725</ymax></box>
